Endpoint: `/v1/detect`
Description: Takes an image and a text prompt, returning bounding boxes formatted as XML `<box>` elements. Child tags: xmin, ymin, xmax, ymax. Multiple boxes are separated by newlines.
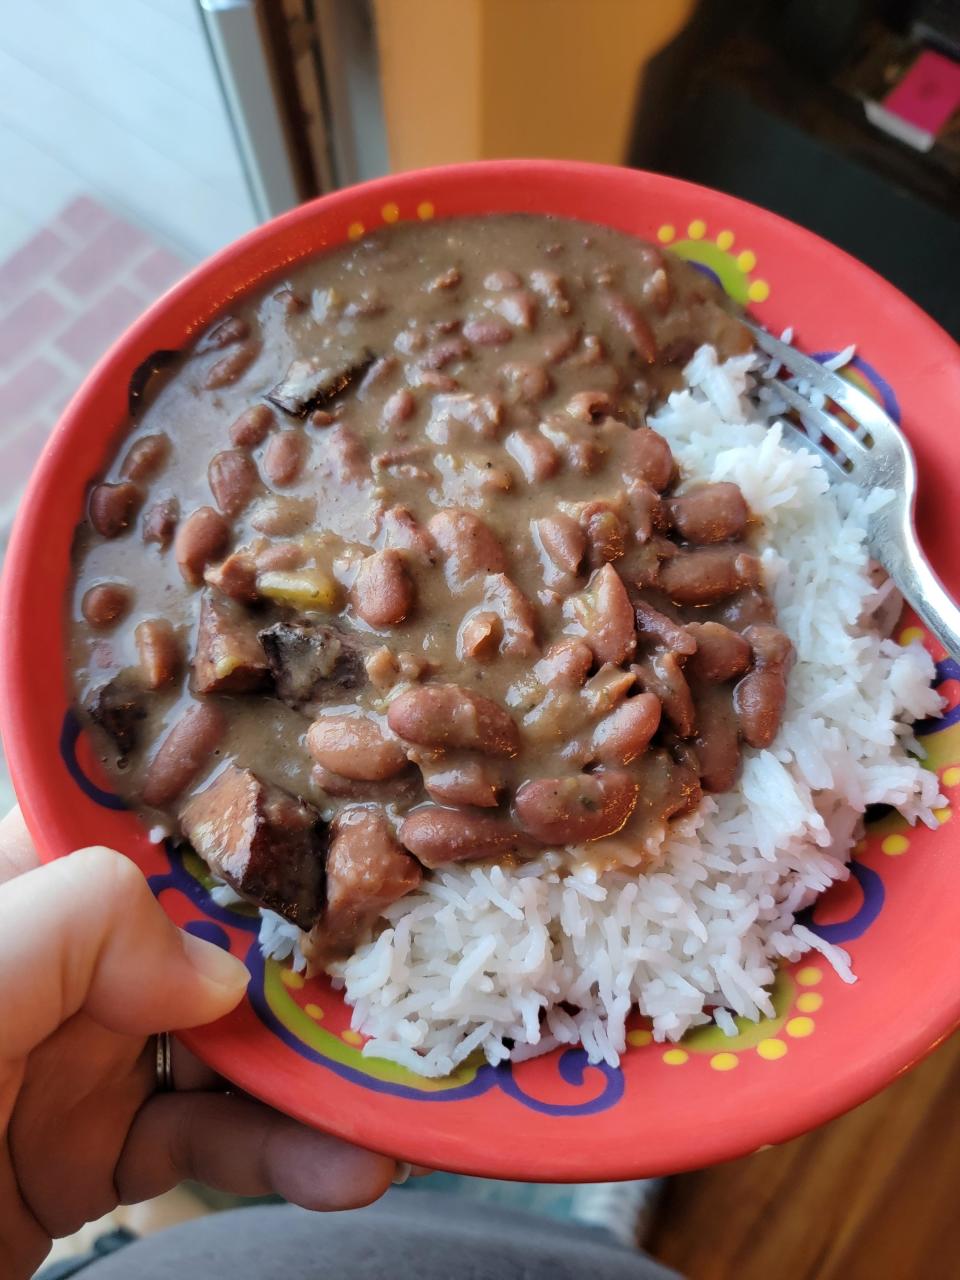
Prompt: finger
<box><xmin>169</xmin><ymin>1038</ymin><xmax>223</xmax><ymax>1092</ymax></box>
<box><xmin>116</xmin><ymin>1091</ymin><xmax>396</xmax><ymax>1212</ymax></box>
<box><xmin>0</xmin><ymin>846</ymin><xmax>249</xmax><ymax>1059</ymax></box>
<box><xmin>0</xmin><ymin>806</ymin><xmax>40</xmax><ymax>885</ymax></box>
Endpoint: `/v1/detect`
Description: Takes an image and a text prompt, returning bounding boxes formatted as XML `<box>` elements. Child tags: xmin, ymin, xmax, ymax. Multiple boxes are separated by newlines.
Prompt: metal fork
<box><xmin>745</xmin><ymin>320</ymin><xmax>960</xmax><ymax>661</ymax></box>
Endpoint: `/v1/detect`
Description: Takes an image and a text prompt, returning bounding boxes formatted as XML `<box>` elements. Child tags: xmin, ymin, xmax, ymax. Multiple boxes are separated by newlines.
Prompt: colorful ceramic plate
<box><xmin>2</xmin><ymin>162</ymin><xmax>959</xmax><ymax>1180</ymax></box>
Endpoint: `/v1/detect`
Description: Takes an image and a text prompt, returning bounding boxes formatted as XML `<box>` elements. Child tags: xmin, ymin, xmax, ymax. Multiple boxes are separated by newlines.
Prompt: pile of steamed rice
<box><xmin>230</xmin><ymin>346</ymin><xmax>943</xmax><ymax>1078</ymax></box>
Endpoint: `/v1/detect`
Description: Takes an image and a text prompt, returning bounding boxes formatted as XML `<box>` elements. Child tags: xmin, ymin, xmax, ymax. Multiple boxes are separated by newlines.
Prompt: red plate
<box><xmin>2</xmin><ymin>161</ymin><xmax>959</xmax><ymax>1180</ymax></box>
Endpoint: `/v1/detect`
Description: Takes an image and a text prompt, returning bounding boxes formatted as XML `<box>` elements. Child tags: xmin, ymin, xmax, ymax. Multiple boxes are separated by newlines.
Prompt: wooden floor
<box><xmin>649</xmin><ymin>1031</ymin><xmax>960</xmax><ymax>1280</ymax></box>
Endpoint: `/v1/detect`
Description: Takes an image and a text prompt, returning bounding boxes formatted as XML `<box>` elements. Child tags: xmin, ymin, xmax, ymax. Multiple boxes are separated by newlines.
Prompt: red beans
<box><xmin>135</xmin><ymin>618</ymin><xmax>180</xmax><ymax>688</ymax></box>
<box><xmin>81</xmin><ymin>583</ymin><xmax>130</xmax><ymax>629</ymax></box>
<box><xmin>399</xmin><ymin>807</ymin><xmax>531</xmax><ymax>869</ymax></box>
<box><xmin>388</xmin><ymin>684</ymin><xmax>520</xmax><ymax>756</ymax></box>
<box><xmin>666</xmin><ymin>483</ymin><xmax>748</xmax><ymax>544</ymax></box>
<box><xmin>89</xmin><ymin>481</ymin><xmax>143</xmax><ymax>539</ymax></box>
<box><xmin>325</xmin><ymin>425</ymin><xmax>370</xmax><ymax>486</ymax></box>
<box><xmin>624</xmin><ymin>429</ymin><xmax>674</xmax><ymax>492</ymax></box>
<box><xmin>249</xmin><ymin>494</ymin><xmax>316</xmax><ymax>535</ymax></box>
<box><xmin>204</xmin><ymin>339</ymin><xmax>260</xmax><ymax>389</ymax></box>
<box><xmin>493</xmin><ymin>290</ymin><xmax>537</xmax><ymax>330</ymax></box>
<box><xmin>734</xmin><ymin>670</ymin><xmax>788</xmax><ymax>750</ymax></box>
<box><xmin>174</xmin><ymin>506</ymin><xmax>230</xmax><ymax>585</ymax></box>
<box><xmin>120</xmin><ymin>434</ymin><xmax>170</xmax><ymax>482</ymax></box>
<box><xmin>352</xmin><ymin>549</ymin><xmax>416</xmax><ymax>627</ymax></box>
<box><xmin>533</xmin><ymin>515</ymin><xmax>586</xmax><ymax>585</ymax></box>
<box><xmin>306</xmin><ymin>713</ymin><xmax>408</xmax><ymax>781</ymax></box>
<box><xmin>603</xmin><ymin>293</ymin><xmax>657</xmax><ymax>363</ymax></box>
<box><xmin>208</xmin><ymin>449</ymin><xmax>259</xmax><ymax>516</ymax></box>
<box><xmin>563</xmin><ymin>564</ymin><xmax>636</xmax><ymax>665</ymax></box>
<box><xmin>506</xmin><ymin>429</ymin><xmax>561</xmax><ymax>484</ymax></box>
<box><xmin>263</xmin><ymin>429</ymin><xmax>307</xmax><ymax>487</ymax></box>
<box><xmin>142</xmin><ymin>496</ymin><xmax>179</xmax><ymax>548</ymax></box>
<box><xmin>463</xmin><ymin>318</ymin><xmax>513</xmax><ymax>346</ymax></box>
<box><xmin>658</xmin><ymin>547</ymin><xmax>749</xmax><ymax>605</ymax></box>
<box><xmin>566</xmin><ymin>390</ymin><xmax>616</xmax><ymax>423</ymax></box>
<box><xmin>686</xmin><ymin>621</ymin><xmax>751</xmax><ymax>682</ymax></box>
<box><xmin>381</xmin><ymin>505</ymin><xmax>437</xmax><ymax>563</ymax></box>
<box><xmin>142</xmin><ymin>701</ymin><xmax>225</xmax><ymax>807</ymax></box>
<box><xmin>417</xmin><ymin>753</ymin><xmax>506</xmax><ymax>808</ymax></box>
<box><xmin>428</xmin><ymin>508</ymin><xmax>507</xmax><ymax>590</ymax></box>
<box><xmin>499</xmin><ymin>361</ymin><xmax>552</xmax><ymax>404</ymax></box>
<box><xmin>591</xmin><ymin>693</ymin><xmax>661</xmax><ymax>765</ymax></box>
<box><xmin>229</xmin><ymin>403</ymin><xmax>274</xmax><ymax>447</ymax></box>
<box><xmin>515</xmin><ymin>770</ymin><xmax>639</xmax><ymax>843</ymax></box>
<box><xmin>633</xmin><ymin>600</ymin><xmax>697</xmax><ymax>656</ymax></box>
<box><xmin>381</xmin><ymin>388</ymin><xmax>416</xmax><ymax>427</ymax></box>
<box><xmin>578</xmin><ymin>501</ymin><xmax>628</xmax><ymax>567</ymax></box>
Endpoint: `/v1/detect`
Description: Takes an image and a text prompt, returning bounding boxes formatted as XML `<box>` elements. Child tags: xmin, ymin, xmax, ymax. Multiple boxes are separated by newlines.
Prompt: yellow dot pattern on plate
<box><xmin>662</xmin><ymin>1048</ymin><xmax>688</xmax><ymax>1065</ymax></box>
<box><xmin>417</xmin><ymin>201</ymin><xmax>435</xmax><ymax>220</ymax></box>
<box><xmin>747</xmin><ymin>279</ymin><xmax>770</xmax><ymax>303</ymax></box>
<box><xmin>304</xmin><ymin>1003</ymin><xmax>324</xmax><ymax>1021</ymax></box>
<box><xmin>710</xmin><ymin>1052</ymin><xmax>739</xmax><ymax>1072</ymax></box>
<box><xmin>796</xmin><ymin>993</ymin><xmax>823</xmax><ymax>1013</ymax></box>
<box><xmin>627</xmin><ymin>1029</ymin><xmax>653</xmax><ymax>1047</ymax></box>
<box><xmin>934</xmin><ymin>806</ymin><xmax>952</xmax><ymax>824</ymax></box>
<box><xmin>381</xmin><ymin>201</ymin><xmax>399</xmax><ymax>223</ymax></box>
<box><xmin>716</xmin><ymin>229</ymin><xmax>734</xmax><ymax>250</ymax></box>
<box><xmin>687</xmin><ymin>219</ymin><xmax>706</xmax><ymax>239</ymax></box>
<box><xmin>786</xmin><ymin>1016</ymin><xmax>815</xmax><ymax>1039</ymax></box>
<box><xmin>757</xmin><ymin>1038</ymin><xmax>787</xmax><ymax>1061</ymax></box>
<box><xmin>899</xmin><ymin>626</ymin><xmax>924</xmax><ymax>646</ymax></box>
<box><xmin>341</xmin><ymin>1029</ymin><xmax>363</xmax><ymax>1046</ymax></box>
<box><xmin>347</xmin><ymin>221</ymin><xmax>365</xmax><ymax>240</ymax></box>
<box><xmin>942</xmin><ymin>766</ymin><xmax>960</xmax><ymax>787</ymax></box>
<box><xmin>737</xmin><ymin>249</ymin><xmax>756</xmax><ymax>271</ymax></box>
<box><xmin>882</xmin><ymin>833</ymin><xmax>909</xmax><ymax>857</ymax></box>
<box><xmin>797</xmin><ymin>966</ymin><xmax>822</xmax><ymax>987</ymax></box>
<box><xmin>281</xmin><ymin>969</ymin><xmax>305</xmax><ymax>990</ymax></box>
<box><xmin>657</xmin><ymin>224</ymin><xmax>675</xmax><ymax>243</ymax></box>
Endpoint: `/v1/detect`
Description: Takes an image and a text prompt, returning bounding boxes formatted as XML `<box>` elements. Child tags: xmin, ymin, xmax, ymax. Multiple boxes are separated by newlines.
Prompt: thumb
<box><xmin>0</xmin><ymin>846</ymin><xmax>249</xmax><ymax>1059</ymax></box>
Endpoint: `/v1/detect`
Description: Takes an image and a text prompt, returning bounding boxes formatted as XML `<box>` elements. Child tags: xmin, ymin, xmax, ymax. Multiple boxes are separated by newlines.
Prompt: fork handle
<box><xmin>877</xmin><ymin>520</ymin><xmax>960</xmax><ymax>664</ymax></box>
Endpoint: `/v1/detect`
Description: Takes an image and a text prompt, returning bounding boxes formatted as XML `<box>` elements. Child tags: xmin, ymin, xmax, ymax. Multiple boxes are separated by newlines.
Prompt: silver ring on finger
<box><xmin>155</xmin><ymin>1030</ymin><xmax>176</xmax><ymax>1093</ymax></box>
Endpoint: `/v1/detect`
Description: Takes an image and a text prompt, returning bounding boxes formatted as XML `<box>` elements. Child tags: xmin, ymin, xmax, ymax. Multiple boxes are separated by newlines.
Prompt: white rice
<box><xmin>256</xmin><ymin>346</ymin><xmax>943</xmax><ymax>1077</ymax></box>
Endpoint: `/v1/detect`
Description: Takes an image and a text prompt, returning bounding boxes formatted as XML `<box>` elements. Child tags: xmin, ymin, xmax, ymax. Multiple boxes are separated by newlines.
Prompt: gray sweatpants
<box><xmin>85</xmin><ymin>1192</ymin><xmax>681</xmax><ymax>1280</ymax></box>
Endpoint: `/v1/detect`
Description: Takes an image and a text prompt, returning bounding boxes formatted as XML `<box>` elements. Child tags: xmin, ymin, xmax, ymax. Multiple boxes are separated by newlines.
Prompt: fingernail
<box><xmin>181</xmin><ymin>930</ymin><xmax>250</xmax><ymax>991</ymax></box>
<box><xmin>392</xmin><ymin>1162</ymin><xmax>412</xmax><ymax>1185</ymax></box>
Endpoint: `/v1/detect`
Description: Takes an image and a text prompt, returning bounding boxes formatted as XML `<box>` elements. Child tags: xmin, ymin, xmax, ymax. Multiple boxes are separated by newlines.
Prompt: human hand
<box><xmin>0</xmin><ymin>809</ymin><xmax>397</xmax><ymax>1278</ymax></box>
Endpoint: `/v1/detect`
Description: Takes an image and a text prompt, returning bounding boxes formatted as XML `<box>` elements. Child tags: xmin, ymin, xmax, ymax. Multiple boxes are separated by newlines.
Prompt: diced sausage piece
<box><xmin>86</xmin><ymin>675</ymin><xmax>145</xmax><ymax>758</ymax></box>
<box><xmin>634</xmin><ymin>652</ymin><xmax>696</xmax><ymax>737</ymax></box>
<box><xmin>381</xmin><ymin>388</ymin><xmax>416</xmax><ymax>427</ymax></box>
<box><xmin>515</xmin><ymin>770</ymin><xmax>639</xmax><ymax>844</ymax></box>
<box><xmin>204</xmin><ymin>551</ymin><xmax>258</xmax><ymax>603</ymax></box>
<box><xmin>180</xmin><ymin>765</ymin><xmax>324</xmax><ymax>929</ymax></box>
<box><xmin>230</xmin><ymin>403</ymin><xmax>275</xmax><ymax>447</ymax></box>
<box><xmin>733</xmin><ymin>624</ymin><xmax>794</xmax><ymax>749</ymax></box>
<box><xmin>463</xmin><ymin>318</ymin><xmax>513</xmax><ymax>346</ymax></box>
<box><xmin>205</xmin><ymin>340</ymin><xmax>260</xmax><ymax>389</ymax></box>
<box><xmin>175</xmin><ymin>507</ymin><xmax>230</xmax><ymax>586</ymax></box>
<box><xmin>694</xmin><ymin>683</ymin><xmax>741</xmax><ymax>792</ymax></box>
<box><xmin>325</xmin><ymin>425</ymin><xmax>370</xmax><ymax>486</ymax></box>
<box><xmin>306</xmin><ymin>808</ymin><xmax>422</xmax><ymax>961</ymax></box>
<box><xmin>428</xmin><ymin>508</ymin><xmax>506</xmax><ymax>590</ymax></box>
<box><xmin>306</xmin><ymin>713</ymin><xmax>407</xmax><ymax>781</ymax></box>
<box><xmin>387</xmin><ymin>684</ymin><xmax>520</xmax><ymax>756</ymax></box>
<box><xmin>658</xmin><ymin>547</ymin><xmax>750</xmax><ymax>605</ymax></box>
<box><xmin>505</xmin><ymin>429</ymin><xmax>560</xmax><ymax>484</ymax></box>
<box><xmin>208</xmin><ymin>449</ymin><xmax>259</xmax><ymax>516</ymax></box>
<box><xmin>624</xmin><ymin>429</ymin><xmax>674</xmax><ymax>491</ymax></box>
<box><xmin>143</xmin><ymin>702</ymin><xmax>225</xmax><ymax>807</ymax></box>
<box><xmin>591</xmin><ymin>693</ymin><xmax>661</xmax><ymax>765</ymax></box>
<box><xmin>89</xmin><ymin>481</ymin><xmax>143</xmax><ymax>539</ymax></box>
<box><xmin>142</xmin><ymin>496</ymin><xmax>179</xmax><ymax>548</ymax></box>
<box><xmin>685</xmin><ymin>621</ymin><xmax>751</xmax><ymax>681</ymax></box>
<box><xmin>352</xmin><ymin>549</ymin><xmax>415</xmax><ymax>628</ymax></box>
<box><xmin>577</xmin><ymin>500</ymin><xmax>628</xmax><ymax>567</ymax></box>
<box><xmin>381</xmin><ymin>506</ymin><xmax>437</xmax><ymax>564</ymax></box>
<box><xmin>249</xmin><ymin>495</ymin><xmax>316</xmax><ymax>536</ymax></box>
<box><xmin>120</xmin><ymin>434</ymin><xmax>170</xmax><ymax>482</ymax></box>
<box><xmin>534</xmin><ymin>639</ymin><xmax>594</xmax><ymax>690</ymax></box>
<box><xmin>193</xmin><ymin>591</ymin><xmax>269</xmax><ymax>694</ymax></box>
<box><xmin>81</xmin><ymin>583</ymin><xmax>130</xmax><ymax>630</ymax></box>
<box><xmin>499</xmin><ymin>361</ymin><xmax>552</xmax><ymax>404</ymax></box>
<box><xmin>266</xmin><ymin>349</ymin><xmax>373</xmax><ymax>416</ymax></box>
<box><xmin>666</xmin><ymin>483</ymin><xmax>748</xmax><ymax>544</ymax></box>
<box><xmin>533</xmin><ymin>514</ymin><xmax>586</xmax><ymax>586</ymax></box>
<box><xmin>563</xmin><ymin>564</ymin><xmax>636</xmax><ymax>665</ymax></box>
<box><xmin>260</xmin><ymin>620</ymin><xmax>366</xmax><ymax>712</ymax></box>
<box><xmin>416</xmin><ymin>753</ymin><xmax>506</xmax><ymax>809</ymax></box>
<box><xmin>458</xmin><ymin>610</ymin><xmax>502</xmax><ymax>661</ymax></box>
<box><xmin>262</xmin><ymin>429</ymin><xmax>307</xmax><ymax>488</ymax></box>
<box><xmin>135</xmin><ymin>618</ymin><xmax>180</xmax><ymax>689</ymax></box>
<box><xmin>634</xmin><ymin>600</ymin><xmax>697</xmax><ymax>656</ymax></box>
<box><xmin>603</xmin><ymin>293</ymin><xmax>657</xmax><ymax>363</ymax></box>
<box><xmin>476</xmin><ymin>573</ymin><xmax>538</xmax><ymax>657</ymax></box>
<box><xmin>399</xmin><ymin>807</ymin><xmax>534</xmax><ymax>869</ymax></box>
<box><xmin>493</xmin><ymin>290</ymin><xmax>536</xmax><ymax>329</ymax></box>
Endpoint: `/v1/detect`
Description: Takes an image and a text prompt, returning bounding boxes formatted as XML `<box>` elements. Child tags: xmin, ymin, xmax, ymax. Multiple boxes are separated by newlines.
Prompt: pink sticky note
<box><xmin>884</xmin><ymin>49</ymin><xmax>960</xmax><ymax>136</ymax></box>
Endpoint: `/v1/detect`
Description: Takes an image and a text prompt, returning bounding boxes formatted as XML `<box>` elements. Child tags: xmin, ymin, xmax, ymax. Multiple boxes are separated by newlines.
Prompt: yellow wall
<box><xmin>374</xmin><ymin>0</ymin><xmax>695</xmax><ymax>171</ymax></box>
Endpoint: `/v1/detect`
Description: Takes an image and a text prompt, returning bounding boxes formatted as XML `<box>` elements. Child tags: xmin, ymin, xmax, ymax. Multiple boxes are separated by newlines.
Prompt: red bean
<box><xmin>686</xmin><ymin>621</ymin><xmax>751</xmax><ymax>681</ymax></box>
<box><xmin>734</xmin><ymin>670</ymin><xmax>787</xmax><ymax>749</ymax></box>
<box><xmin>81</xmin><ymin>583</ymin><xmax>130</xmax><ymax>629</ymax></box>
<box><xmin>208</xmin><ymin>449</ymin><xmax>259</xmax><ymax>516</ymax></box>
<box><xmin>515</xmin><ymin>770</ymin><xmax>639</xmax><ymax>843</ymax></box>
<box><xmin>428</xmin><ymin>508</ymin><xmax>506</xmax><ymax>590</ymax></box>
<box><xmin>563</xmin><ymin>564</ymin><xmax>636</xmax><ymax>665</ymax></box>
<box><xmin>506</xmin><ymin>429</ymin><xmax>560</xmax><ymax>484</ymax></box>
<box><xmin>175</xmin><ymin>506</ymin><xmax>230</xmax><ymax>585</ymax></box>
<box><xmin>493</xmin><ymin>290</ymin><xmax>537</xmax><ymax>329</ymax></box>
<box><xmin>425</xmin><ymin>266</ymin><xmax>462</xmax><ymax>291</ymax></box>
<box><xmin>325</xmin><ymin>425</ymin><xmax>370</xmax><ymax>486</ymax></box>
<box><xmin>463</xmin><ymin>318</ymin><xmax>513</xmax><ymax>346</ymax></box>
<box><xmin>529</xmin><ymin>268</ymin><xmax>570</xmax><ymax>313</ymax></box>
<box><xmin>534</xmin><ymin>639</ymin><xmax>594</xmax><ymax>690</ymax></box>
<box><xmin>249</xmin><ymin>495</ymin><xmax>316</xmax><ymax>535</ymax></box>
<box><xmin>381</xmin><ymin>388</ymin><xmax>416</xmax><ymax>427</ymax></box>
<box><xmin>477</xmin><ymin>573</ymin><xmax>538</xmax><ymax>657</ymax></box>
<box><xmin>263</xmin><ymin>429</ymin><xmax>306</xmax><ymax>487</ymax></box>
<box><xmin>120</xmin><ymin>433</ymin><xmax>170</xmax><ymax>482</ymax></box>
<box><xmin>624</xmin><ymin>429</ymin><xmax>674</xmax><ymax>491</ymax></box>
<box><xmin>458</xmin><ymin>610</ymin><xmax>502</xmax><ymax>661</ymax></box>
<box><xmin>603</xmin><ymin>293</ymin><xmax>657</xmax><ymax>363</ymax></box>
<box><xmin>419</xmin><ymin>338</ymin><xmax>470</xmax><ymax>370</ymax></box>
<box><xmin>577</xmin><ymin>501</ymin><xmax>627</xmax><ymax>567</ymax></box>
<box><xmin>200</xmin><ymin>315</ymin><xmax>249</xmax><ymax>350</ymax></box>
<box><xmin>352</xmin><ymin>549</ymin><xmax>415</xmax><ymax>627</ymax></box>
<box><xmin>533</xmin><ymin>515</ymin><xmax>586</xmax><ymax>585</ymax></box>
<box><xmin>634</xmin><ymin>600</ymin><xmax>697</xmax><ymax>656</ymax></box>
<box><xmin>634</xmin><ymin>652</ymin><xmax>696</xmax><ymax>737</ymax></box>
<box><xmin>591</xmin><ymin>694</ymin><xmax>661</xmax><ymax>765</ymax></box>
<box><xmin>666</xmin><ymin>483</ymin><xmax>748</xmax><ymax>544</ymax></box>
<box><xmin>142</xmin><ymin>496</ymin><xmax>179</xmax><ymax>548</ymax></box>
<box><xmin>416</xmin><ymin>753</ymin><xmax>506</xmax><ymax>809</ymax></box>
<box><xmin>694</xmin><ymin>683</ymin><xmax>741</xmax><ymax>791</ymax></box>
<box><xmin>566</xmin><ymin>390</ymin><xmax>616</xmax><ymax>423</ymax></box>
<box><xmin>142</xmin><ymin>701</ymin><xmax>225</xmax><ymax>807</ymax></box>
<box><xmin>484</xmin><ymin>269</ymin><xmax>521</xmax><ymax>291</ymax></box>
<box><xmin>204</xmin><ymin>551</ymin><xmax>258</xmax><ymax>602</ymax></box>
<box><xmin>658</xmin><ymin>548</ymin><xmax>748</xmax><ymax>605</ymax></box>
<box><xmin>89</xmin><ymin>481</ymin><xmax>143</xmax><ymax>539</ymax></box>
<box><xmin>399</xmin><ymin>807</ymin><xmax>532</xmax><ymax>869</ymax></box>
<box><xmin>381</xmin><ymin>505</ymin><xmax>437</xmax><ymax>564</ymax></box>
<box><xmin>204</xmin><ymin>339</ymin><xmax>260</xmax><ymax>389</ymax></box>
<box><xmin>306</xmin><ymin>713</ymin><xmax>407</xmax><ymax>781</ymax></box>
<box><xmin>229</xmin><ymin>403</ymin><xmax>274</xmax><ymax>448</ymax></box>
<box><xmin>135</xmin><ymin>618</ymin><xmax>180</xmax><ymax>689</ymax></box>
<box><xmin>388</xmin><ymin>684</ymin><xmax>520</xmax><ymax>756</ymax></box>
<box><xmin>499</xmin><ymin>361</ymin><xmax>552</xmax><ymax>404</ymax></box>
